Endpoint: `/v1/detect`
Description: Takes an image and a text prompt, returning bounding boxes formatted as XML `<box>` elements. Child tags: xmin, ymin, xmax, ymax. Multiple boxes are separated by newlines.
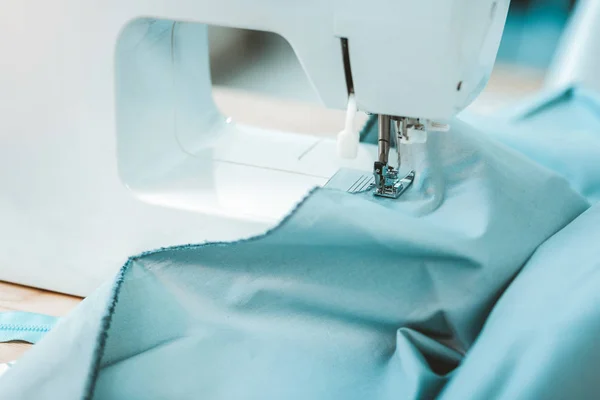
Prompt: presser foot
<box><xmin>373</xmin><ymin>162</ymin><xmax>415</xmax><ymax>199</ymax></box>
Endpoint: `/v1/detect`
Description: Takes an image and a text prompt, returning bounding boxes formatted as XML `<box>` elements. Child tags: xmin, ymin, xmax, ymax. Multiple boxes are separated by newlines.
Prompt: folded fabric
<box><xmin>440</xmin><ymin>202</ymin><xmax>600</xmax><ymax>399</ymax></box>
<box><xmin>0</xmin><ymin>118</ymin><xmax>587</xmax><ymax>400</ymax></box>
<box><xmin>462</xmin><ymin>86</ymin><xmax>600</xmax><ymax>203</ymax></box>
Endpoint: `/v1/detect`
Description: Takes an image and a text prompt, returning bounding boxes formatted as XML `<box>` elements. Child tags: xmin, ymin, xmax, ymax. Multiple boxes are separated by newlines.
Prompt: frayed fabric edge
<box><xmin>81</xmin><ymin>186</ymin><xmax>322</xmax><ymax>400</ymax></box>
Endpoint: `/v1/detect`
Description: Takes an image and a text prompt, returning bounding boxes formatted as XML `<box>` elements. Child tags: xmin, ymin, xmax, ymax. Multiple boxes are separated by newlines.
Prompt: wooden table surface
<box><xmin>0</xmin><ymin>281</ymin><xmax>81</xmax><ymax>363</ymax></box>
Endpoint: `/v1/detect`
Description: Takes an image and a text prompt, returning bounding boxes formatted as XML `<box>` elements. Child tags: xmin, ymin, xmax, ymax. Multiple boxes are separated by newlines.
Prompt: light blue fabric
<box><xmin>440</xmin><ymin>202</ymin><xmax>600</xmax><ymax>399</ymax></box>
<box><xmin>463</xmin><ymin>86</ymin><xmax>600</xmax><ymax>203</ymax></box>
<box><xmin>0</xmin><ymin>312</ymin><xmax>57</xmax><ymax>344</ymax></box>
<box><xmin>435</xmin><ymin>86</ymin><xmax>600</xmax><ymax>398</ymax></box>
<box><xmin>0</xmin><ymin>117</ymin><xmax>589</xmax><ymax>399</ymax></box>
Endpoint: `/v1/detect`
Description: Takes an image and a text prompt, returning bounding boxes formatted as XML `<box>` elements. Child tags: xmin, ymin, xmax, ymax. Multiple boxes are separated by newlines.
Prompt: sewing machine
<box><xmin>0</xmin><ymin>0</ymin><xmax>509</xmax><ymax>295</ymax></box>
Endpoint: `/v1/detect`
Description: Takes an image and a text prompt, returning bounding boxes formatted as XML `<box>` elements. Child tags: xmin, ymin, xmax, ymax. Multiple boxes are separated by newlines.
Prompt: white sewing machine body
<box><xmin>0</xmin><ymin>0</ymin><xmax>508</xmax><ymax>294</ymax></box>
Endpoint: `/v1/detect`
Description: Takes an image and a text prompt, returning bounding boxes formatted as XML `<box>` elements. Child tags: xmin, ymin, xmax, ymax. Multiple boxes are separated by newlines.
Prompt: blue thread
<box><xmin>0</xmin><ymin>312</ymin><xmax>58</xmax><ymax>344</ymax></box>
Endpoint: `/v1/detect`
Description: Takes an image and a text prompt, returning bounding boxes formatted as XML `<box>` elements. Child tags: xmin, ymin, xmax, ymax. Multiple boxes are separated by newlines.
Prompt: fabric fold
<box><xmin>440</xmin><ymin>203</ymin><xmax>600</xmax><ymax>400</ymax></box>
<box><xmin>0</xmin><ymin>117</ymin><xmax>589</xmax><ymax>400</ymax></box>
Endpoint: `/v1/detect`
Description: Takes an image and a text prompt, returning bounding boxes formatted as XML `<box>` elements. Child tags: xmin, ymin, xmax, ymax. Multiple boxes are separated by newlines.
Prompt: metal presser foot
<box><xmin>373</xmin><ymin>115</ymin><xmax>415</xmax><ymax>199</ymax></box>
<box><xmin>373</xmin><ymin>164</ymin><xmax>415</xmax><ymax>198</ymax></box>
